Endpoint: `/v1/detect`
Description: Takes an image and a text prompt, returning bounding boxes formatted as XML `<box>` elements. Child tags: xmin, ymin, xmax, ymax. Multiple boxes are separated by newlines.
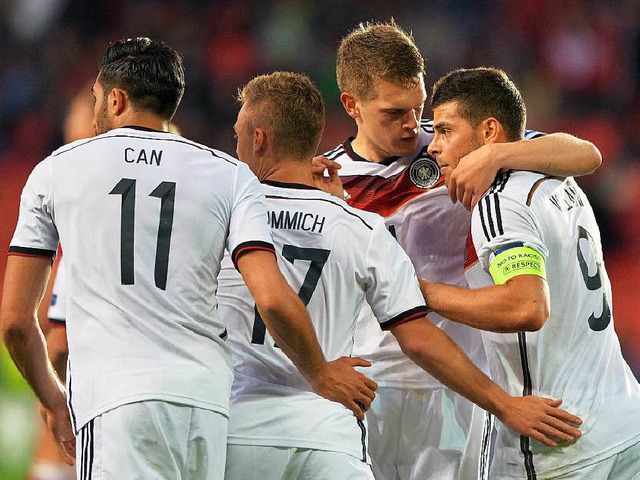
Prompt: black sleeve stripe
<box><xmin>479</xmin><ymin>172</ymin><xmax>511</xmax><ymax>241</ymax></box>
<box><xmin>494</xmin><ymin>191</ymin><xmax>504</xmax><ymax>236</ymax></box>
<box><xmin>49</xmin><ymin>318</ymin><xmax>66</xmax><ymax>325</ymax></box>
<box><xmin>380</xmin><ymin>305</ymin><xmax>430</xmax><ymax>330</ymax></box>
<box><xmin>477</xmin><ymin>200</ymin><xmax>491</xmax><ymax>243</ymax></box>
<box><xmin>8</xmin><ymin>246</ymin><xmax>56</xmax><ymax>258</ymax></box>
<box><xmin>231</xmin><ymin>241</ymin><xmax>276</xmax><ymax>269</ymax></box>
<box><xmin>485</xmin><ymin>195</ymin><xmax>497</xmax><ymax>237</ymax></box>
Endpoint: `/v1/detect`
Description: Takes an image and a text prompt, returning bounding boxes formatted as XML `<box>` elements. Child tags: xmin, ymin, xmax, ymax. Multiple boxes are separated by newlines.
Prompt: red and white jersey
<box><xmin>217</xmin><ymin>181</ymin><xmax>428</xmax><ymax>460</ymax></box>
<box><xmin>9</xmin><ymin>126</ymin><xmax>275</xmax><ymax>432</ymax></box>
<box><xmin>466</xmin><ymin>171</ymin><xmax>640</xmax><ymax>478</ymax></box>
<box><xmin>48</xmin><ymin>254</ymin><xmax>66</xmax><ymax>324</ymax></box>
<box><xmin>325</xmin><ymin>119</ymin><xmax>483</xmax><ymax>388</ymax></box>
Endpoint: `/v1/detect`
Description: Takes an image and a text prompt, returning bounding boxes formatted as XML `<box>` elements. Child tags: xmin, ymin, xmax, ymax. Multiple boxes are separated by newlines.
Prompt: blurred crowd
<box><xmin>0</xmin><ymin>2</ymin><xmax>638</xmax><ymax>472</ymax></box>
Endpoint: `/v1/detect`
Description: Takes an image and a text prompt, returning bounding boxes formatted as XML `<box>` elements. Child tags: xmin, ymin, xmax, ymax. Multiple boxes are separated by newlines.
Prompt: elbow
<box><xmin>516</xmin><ymin>302</ymin><xmax>549</xmax><ymax>332</ymax></box>
<box><xmin>586</xmin><ymin>142</ymin><xmax>602</xmax><ymax>173</ymax></box>
<box><xmin>580</xmin><ymin>140</ymin><xmax>602</xmax><ymax>174</ymax></box>
<box><xmin>395</xmin><ymin>331</ymin><xmax>429</xmax><ymax>364</ymax></box>
<box><xmin>253</xmin><ymin>294</ymin><xmax>281</xmax><ymax>321</ymax></box>
<box><xmin>1</xmin><ymin>314</ymin><xmax>28</xmax><ymax>349</ymax></box>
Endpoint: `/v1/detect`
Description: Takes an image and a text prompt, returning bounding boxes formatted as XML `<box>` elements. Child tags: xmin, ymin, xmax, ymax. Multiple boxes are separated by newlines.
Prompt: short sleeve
<box><xmin>9</xmin><ymin>159</ymin><xmax>58</xmax><ymax>258</ymax></box>
<box><xmin>227</xmin><ymin>162</ymin><xmax>275</xmax><ymax>268</ymax></box>
<box><xmin>363</xmin><ymin>220</ymin><xmax>429</xmax><ymax>330</ymax></box>
<box><xmin>471</xmin><ymin>193</ymin><xmax>548</xmax><ymax>275</ymax></box>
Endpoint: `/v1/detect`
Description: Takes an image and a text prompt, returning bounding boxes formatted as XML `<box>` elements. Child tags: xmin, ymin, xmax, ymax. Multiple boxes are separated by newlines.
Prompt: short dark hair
<box><xmin>431</xmin><ymin>67</ymin><xmax>526</xmax><ymax>141</ymax></box>
<box><xmin>98</xmin><ymin>37</ymin><xmax>185</xmax><ymax>120</ymax></box>
<box><xmin>238</xmin><ymin>72</ymin><xmax>325</xmax><ymax>160</ymax></box>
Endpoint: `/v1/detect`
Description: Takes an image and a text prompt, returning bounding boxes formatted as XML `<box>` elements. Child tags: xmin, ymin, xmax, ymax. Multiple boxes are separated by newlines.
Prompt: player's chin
<box><xmin>395</xmin><ymin>138</ymin><xmax>418</xmax><ymax>155</ymax></box>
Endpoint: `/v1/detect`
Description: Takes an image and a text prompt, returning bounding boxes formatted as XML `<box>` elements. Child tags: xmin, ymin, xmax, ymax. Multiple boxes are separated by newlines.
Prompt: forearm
<box><xmin>420</xmin><ymin>279</ymin><xmax>544</xmax><ymax>332</ymax></box>
<box><xmin>3</xmin><ymin>314</ymin><xmax>66</xmax><ymax>411</ymax></box>
<box><xmin>394</xmin><ymin>319</ymin><xmax>510</xmax><ymax>416</ymax></box>
<box><xmin>258</xmin><ymin>287</ymin><xmax>328</xmax><ymax>386</ymax></box>
<box><xmin>496</xmin><ymin>133</ymin><xmax>601</xmax><ymax>177</ymax></box>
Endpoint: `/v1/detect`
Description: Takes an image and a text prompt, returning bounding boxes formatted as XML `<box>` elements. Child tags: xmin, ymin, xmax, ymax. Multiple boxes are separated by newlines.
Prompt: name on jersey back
<box><xmin>124</xmin><ymin>147</ymin><xmax>163</xmax><ymax>166</ymax></box>
<box><xmin>549</xmin><ymin>183</ymin><xmax>584</xmax><ymax>212</ymax></box>
<box><xmin>268</xmin><ymin>210</ymin><xmax>326</xmax><ymax>234</ymax></box>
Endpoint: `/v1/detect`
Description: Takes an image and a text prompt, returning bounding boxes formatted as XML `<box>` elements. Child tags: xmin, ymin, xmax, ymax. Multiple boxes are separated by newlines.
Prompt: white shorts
<box><xmin>76</xmin><ymin>400</ymin><xmax>227</xmax><ymax>480</ymax></box>
<box><xmin>536</xmin><ymin>439</ymin><xmax>640</xmax><ymax>480</ymax></box>
<box><xmin>225</xmin><ymin>445</ymin><xmax>374</xmax><ymax>480</ymax></box>
<box><xmin>367</xmin><ymin>387</ymin><xmax>491</xmax><ymax>480</ymax></box>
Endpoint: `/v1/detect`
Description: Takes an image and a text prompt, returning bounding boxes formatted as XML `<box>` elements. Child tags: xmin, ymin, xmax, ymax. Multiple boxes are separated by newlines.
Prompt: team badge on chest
<box><xmin>409</xmin><ymin>156</ymin><xmax>440</xmax><ymax>189</ymax></box>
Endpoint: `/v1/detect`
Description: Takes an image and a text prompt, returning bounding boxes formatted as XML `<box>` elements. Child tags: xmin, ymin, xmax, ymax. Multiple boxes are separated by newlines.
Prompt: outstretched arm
<box><xmin>237</xmin><ymin>250</ymin><xmax>377</xmax><ymax>419</ymax></box>
<box><xmin>1</xmin><ymin>255</ymin><xmax>75</xmax><ymax>465</ymax></box>
<box><xmin>449</xmin><ymin>133</ymin><xmax>602</xmax><ymax>209</ymax></box>
<box><xmin>390</xmin><ymin>317</ymin><xmax>582</xmax><ymax>446</ymax></box>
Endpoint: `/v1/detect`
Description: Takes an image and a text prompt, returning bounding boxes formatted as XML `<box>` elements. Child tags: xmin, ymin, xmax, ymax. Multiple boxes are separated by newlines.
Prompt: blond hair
<box><xmin>238</xmin><ymin>71</ymin><xmax>325</xmax><ymax>159</ymax></box>
<box><xmin>337</xmin><ymin>20</ymin><xmax>424</xmax><ymax>101</ymax></box>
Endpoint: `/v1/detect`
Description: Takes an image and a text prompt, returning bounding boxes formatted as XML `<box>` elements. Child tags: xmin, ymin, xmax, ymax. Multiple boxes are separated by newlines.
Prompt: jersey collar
<box><xmin>121</xmin><ymin>125</ymin><xmax>166</xmax><ymax>133</ymax></box>
<box><xmin>343</xmin><ymin>136</ymin><xmax>400</xmax><ymax>166</ymax></box>
<box><xmin>262</xmin><ymin>180</ymin><xmax>321</xmax><ymax>191</ymax></box>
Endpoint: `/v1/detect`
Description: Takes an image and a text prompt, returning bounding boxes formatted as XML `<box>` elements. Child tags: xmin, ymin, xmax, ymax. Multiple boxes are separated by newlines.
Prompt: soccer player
<box><xmin>422</xmin><ymin>66</ymin><xmax>640</xmax><ymax>479</ymax></box>
<box><xmin>220</xmin><ymin>71</ymin><xmax>582</xmax><ymax>480</ymax></box>
<box><xmin>316</xmin><ymin>21</ymin><xmax>602</xmax><ymax>480</ymax></box>
<box><xmin>1</xmin><ymin>37</ymin><xmax>375</xmax><ymax>480</ymax></box>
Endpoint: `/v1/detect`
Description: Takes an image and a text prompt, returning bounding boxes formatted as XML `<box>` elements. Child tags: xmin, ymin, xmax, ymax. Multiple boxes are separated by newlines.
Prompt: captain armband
<box><xmin>488</xmin><ymin>245</ymin><xmax>546</xmax><ymax>285</ymax></box>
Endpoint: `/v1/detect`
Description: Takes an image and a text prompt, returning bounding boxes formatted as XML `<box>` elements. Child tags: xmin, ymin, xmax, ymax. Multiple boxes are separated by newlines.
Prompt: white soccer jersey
<box><xmin>466</xmin><ymin>171</ymin><xmax>640</xmax><ymax>478</ymax></box>
<box><xmin>218</xmin><ymin>181</ymin><xmax>429</xmax><ymax>460</ymax></box>
<box><xmin>48</xmin><ymin>254</ymin><xmax>66</xmax><ymax>324</ymax></box>
<box><xmin>10</xmin><ymin>126</ymin><xmax>275</xmax><ymax>432</ymax></box>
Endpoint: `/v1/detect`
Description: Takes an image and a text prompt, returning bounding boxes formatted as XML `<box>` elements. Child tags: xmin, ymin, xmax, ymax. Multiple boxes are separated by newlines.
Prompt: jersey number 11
<box><xmin>110</xmin><ymin>178</ymin><xmax>176</xmax><ymax>290</ymax></box>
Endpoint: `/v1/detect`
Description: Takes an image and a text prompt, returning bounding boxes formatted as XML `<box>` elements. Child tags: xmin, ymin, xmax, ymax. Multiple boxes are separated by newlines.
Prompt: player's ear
<box><xmin>340</xmin><ymin>92</ymin><xmax>359</xmax><ymax>119</ymax></box>
<box><xmin>254</xmin><ymin>128</ymin><xmax>267</xmax><ymax>155</ymax></box>
<box><xmin>481</xmin><ymin>117</ymin><xmax>502</xmax><ymax>144</ymax></box>
<box><xmin>110</xmin><ymin>88</ymin><xmax>128</xmax><ymax>117</ymax></box>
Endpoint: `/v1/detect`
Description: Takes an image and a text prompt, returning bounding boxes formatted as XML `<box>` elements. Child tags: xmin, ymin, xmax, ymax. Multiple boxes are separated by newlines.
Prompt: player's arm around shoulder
<box><xmin>236</xmin><ymin>249</ymin><xmax>377</xmax><ymax>420</ymax></box>
<box><xmin>448</xmin><ymin>133</ymin><xmax>601</xmax><ymax>210</ymax></box>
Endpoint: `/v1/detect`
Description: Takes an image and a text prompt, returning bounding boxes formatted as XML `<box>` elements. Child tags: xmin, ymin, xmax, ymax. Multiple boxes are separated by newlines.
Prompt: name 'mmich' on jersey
<box><xmin>322</xmin><ymin>121</ymin><xmax>548</xmax><ymax>388</ymax></box>
<box><xmin>217</xmin><ymin>180</ymin><xmax>428</xmax><ymax>462</ymax></box>
<box><xmin>9</xmin><ymin>126</ymin><xmax>275</xmax><ymax>433</ymax></box>
<box><xmin>465</xmin><ymin>171</ymin><xmax>640</xmax><ymax>478</ymax></box>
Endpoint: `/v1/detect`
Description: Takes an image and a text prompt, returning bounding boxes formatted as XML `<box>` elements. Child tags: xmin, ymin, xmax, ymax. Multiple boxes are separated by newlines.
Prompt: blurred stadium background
<box><xmin>1</xmin><ymin>1</ymin><xmax>639</xmax><ymax>478</ymax></box>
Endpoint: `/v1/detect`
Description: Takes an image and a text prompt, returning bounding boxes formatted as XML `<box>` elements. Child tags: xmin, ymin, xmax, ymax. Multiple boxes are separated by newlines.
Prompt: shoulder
<box><xmin>481</xmin><ymin>170</ymin><xmax>554</xmax><ymax>206</ymax></box>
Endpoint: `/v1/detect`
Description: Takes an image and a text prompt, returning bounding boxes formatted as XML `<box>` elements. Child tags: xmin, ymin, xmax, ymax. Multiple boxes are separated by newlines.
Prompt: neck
<box><xmin>261</xmin><ymin>156</ymin><xmax>315</xmax><ymax>187</ymax></box>
<box><xmin>350</xmin><ymin>135</ymin><xmax>387</xmax><ymax>163</ymax></box>
<box><xmin>113</xmin><ymin>111</ymin><xmax>169</xmax><ymax>132</ymax></box>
